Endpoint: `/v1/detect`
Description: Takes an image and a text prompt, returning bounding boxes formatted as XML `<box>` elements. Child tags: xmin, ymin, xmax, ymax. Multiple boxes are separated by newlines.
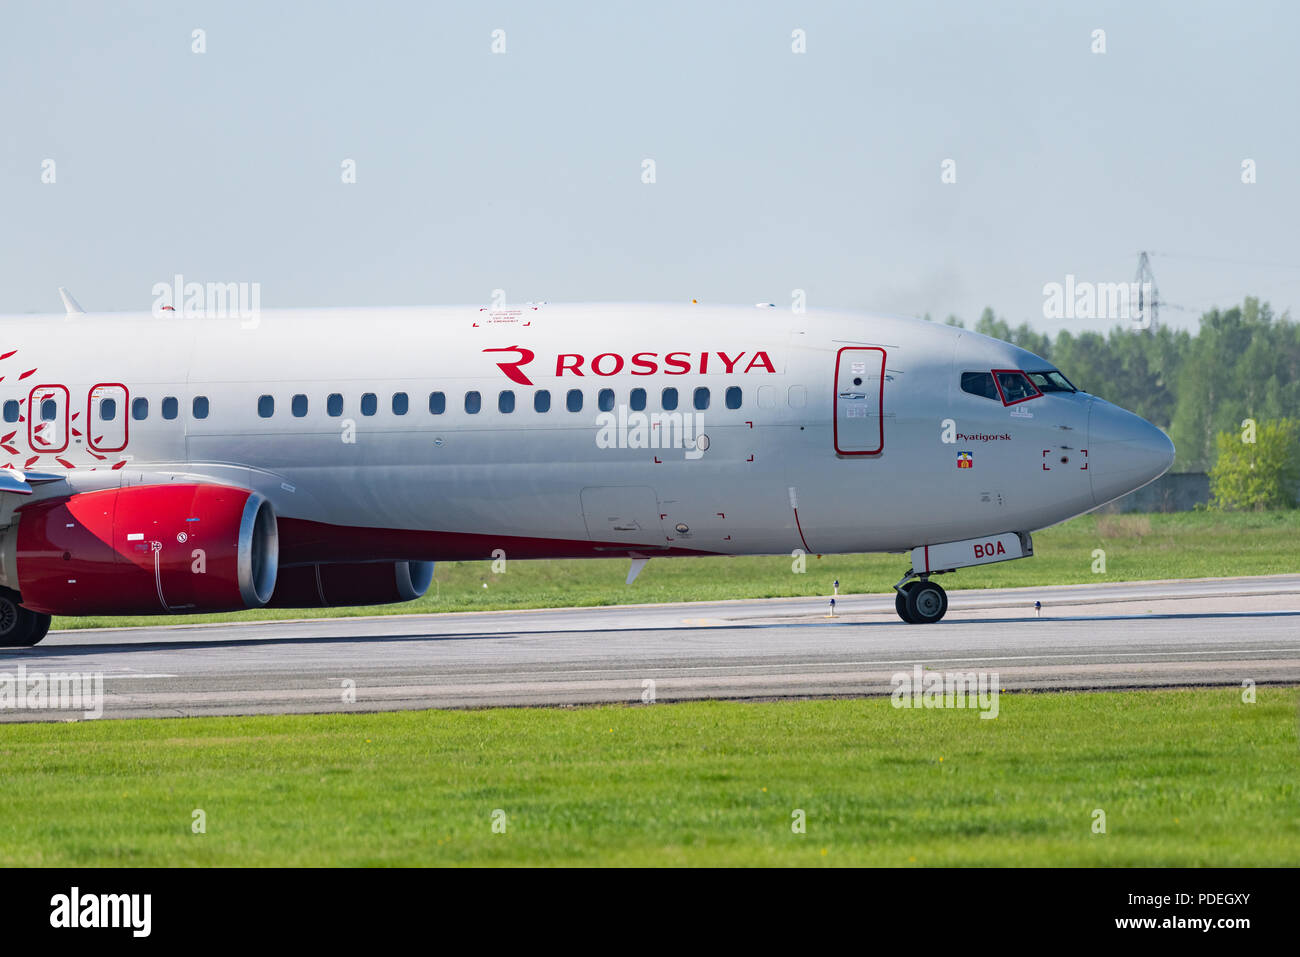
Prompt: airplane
<box><xmin>0</xmin><ymin>296</ymin><xmax>1174</xmax><ymax>646</ymax></box>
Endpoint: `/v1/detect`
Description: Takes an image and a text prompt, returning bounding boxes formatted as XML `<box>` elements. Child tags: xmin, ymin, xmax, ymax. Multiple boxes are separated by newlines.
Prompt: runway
<box><xmin>3</xmin><ymin>575</ymin><xmax>1299</xmax><ymax>721</ymax></box>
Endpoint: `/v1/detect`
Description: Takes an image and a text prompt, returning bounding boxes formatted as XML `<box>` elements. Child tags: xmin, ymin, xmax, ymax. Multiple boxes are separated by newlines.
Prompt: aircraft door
<box><xmin>28</xmin><ymin>385</ymin><xmax>70</xmax><ymax>454</ymax></box>
<box><xmin>580</xmin><ymin>486</ymin><xmax>664</xmax><ymax>546</ymax></box>
<box><xmin>87</xmin><ymin>383</ymin><xmax>129</xmax><ymax>453</ymax></box>
<box><xmin>833</xmin><ymin>347</ymin><xmax>885</xmax><ymax>455</ymax></box>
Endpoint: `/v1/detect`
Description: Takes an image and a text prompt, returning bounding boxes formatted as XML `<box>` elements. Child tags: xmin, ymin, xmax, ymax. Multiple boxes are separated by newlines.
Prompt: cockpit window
<box><xmin>960</xmin><ymin>372</ymin><xmax>1000</xmax><ymax>400</ymax></box>
<box><xmin>1026</xmin><ymin>370</ymin><xmax>1077</xmax><ymax>393</ymax></box>
<box><xmin>993</xmin><ymin>370</ymin><xmax>1043</xmax><ymax>405</ymax></box>
<box><xmin>964</xmin><ymin>369</ymin><xmax>1061</xmax><ymax>404</ymax></box>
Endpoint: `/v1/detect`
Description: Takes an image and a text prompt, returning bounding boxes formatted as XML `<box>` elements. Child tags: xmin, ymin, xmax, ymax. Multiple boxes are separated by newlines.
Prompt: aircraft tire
<box><xmin>0</xmin><ymin>589</ymin><xmax>51</xmax><ymax>647</ymax></box>
<box><xmin>904</xmin><ymin>580</ymin><xmax>947</xmax><ymax>624</ymax></box>
<box><xmin>895</xmin><ymin>582</ymin><xmax>917</xmax><ymax>623</ymax></box>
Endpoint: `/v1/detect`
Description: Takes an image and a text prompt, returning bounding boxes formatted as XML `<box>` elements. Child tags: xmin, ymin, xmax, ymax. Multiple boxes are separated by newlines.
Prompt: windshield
<box><xmin>1026</xmin><ymin>370</ymin><xmax>1077</xmax><ymax>393</ymax></box>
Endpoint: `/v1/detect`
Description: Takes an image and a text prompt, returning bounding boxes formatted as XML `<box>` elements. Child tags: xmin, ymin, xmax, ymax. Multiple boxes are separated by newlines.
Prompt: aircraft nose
<box><xmin>1087</xmin><ymin>399</ymin><xmax>1176</xmax><ymax>507</ymax></box>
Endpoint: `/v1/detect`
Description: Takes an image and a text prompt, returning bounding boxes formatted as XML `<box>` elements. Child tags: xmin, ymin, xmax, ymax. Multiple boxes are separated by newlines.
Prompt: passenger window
<box><xmin>2</xmin><ymin>401</ymin><xmax>18</xmax><ymax>423</ymax></box>
<box><xmin>192</xmin><ymin>396</ymin><xmax>210</xmax><ymax>419</ymax></box>
<box><xmin>960</xmin><ymin>372</ymin><xmax>1000</xmax><ymax>401</ymax></box>
<box><xmin>994</xmin><ymin>370</ymin><xmax>1041</xmax><ymax>404</ymax></box>
<box><xmin>429</xmin><ymin>391</ymin><xmax>445</xmax><ymax>414</ymax></box>
<box><xmin>662</xmin><ymin>387</ymin><xmax>678</xmax><ymax>411</ymax></box>
<box><xmin>41</xmin><ymin>399</ymin><xmax>57</xmax><ymax>421</ymax></box>
<box><xmin>534</xmin><ymin>390</ymin><xmax>551</xmax><ymax>413</ymax></box>
<box><xmin>360</xmin><ymin>393</ymin><xmax>377</xmax><ymax>416</ymax></box>
<box><xmin>598</xmin><ymin>388</ymin><xmax>615</xmax><ymax>412</ymax></box>
<box><xmin>134</xmin><ymin>397</ymin><xmax>150</xmax><ymax>420</ymax></box>
<box><xmin>100</xmin><ymin>398</ymin><xmax>117</xmax><ymax>421</ymax></box>
<box><xmin>788</xmin><ymin>386</ymin><xmax>807</xmax><ymax>408</ymax></box>
<box><xmin>327</xmin><ymin>394</ymin><xmax>343</xmax><ymax>417</ymax></box>
<box><xmin>693</xmin><ymin>387</ymin><xmax>710</xmax><ymax>411</ymax></box>
<box><xmin>756</xmin><ymin>385</ymin><xmax>776</xmax><ymax>409</ymax></box>
<box><xmin>161</xmin><ymin>396</ymin><xmax>178</xmax><ymax>420</ymax></box>
<box><xmin>392</xmin><ymin>392</ymin><xmax>409</xmax><ymax>415</ymax></box>
<box><xmin>566</xmin><ymin>389</ymin><xmax>583</xmax><ymax>413</ymax></box>
<box><xmin>725</xmin><ymin>386</ymin><xmax>742</xmax><ymax>410</ymax></box>
<box><xmin>256</xmin><ymin>396</ymin><xmax>273</xmax><ymax>418</ymax></box>
<box><xmin>499</xmin><ymin>390</ymin><xmax>515</xmax><ymax>413</ymax></box>
<box><xmin>465</xmin><ymin>391</ymin><xmax>481</xmax><ymax>414</ymax></box>
<box><xmin>630</xmin><ymin>388</ymin><xmax>646</xmax><ymax>412</ymax></box>
<box><xmin>291</xmin><ymin>394</ymin><xmax>308</xmax><ymax>417</ymax></box>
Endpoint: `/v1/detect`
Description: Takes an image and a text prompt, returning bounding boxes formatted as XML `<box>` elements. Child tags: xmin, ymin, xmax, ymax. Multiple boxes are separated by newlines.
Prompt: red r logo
<box><xmin>483</xmin><ymin>346</ymin><xmax>535</xmax><ymax>386</ymax></box>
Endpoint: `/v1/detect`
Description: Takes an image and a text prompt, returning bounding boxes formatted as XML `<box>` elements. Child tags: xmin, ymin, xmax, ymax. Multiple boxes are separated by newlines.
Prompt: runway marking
<box><xmin>100</xmin><ymin>673</ymin><xmax>179</xmax><ymax>680</ymax></box>
<box><xmin>0</xmin><ymin>672</ymin><xmax>181</xmax><ymax>679</ymax></box>
<box><xmin>386</xmin><ymin>647</ymin><xmax>1300</xmax><ymax>681</ymax></box>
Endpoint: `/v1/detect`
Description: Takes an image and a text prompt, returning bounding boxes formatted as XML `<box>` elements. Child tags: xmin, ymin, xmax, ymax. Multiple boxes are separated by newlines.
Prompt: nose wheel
<box><xmin>894</xmin><ymin>577</ymin><xmax>948</xmax><ymax>624</ymax></box>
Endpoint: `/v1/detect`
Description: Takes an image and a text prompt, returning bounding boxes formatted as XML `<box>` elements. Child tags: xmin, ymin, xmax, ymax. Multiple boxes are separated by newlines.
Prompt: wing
<box><xmin>0</xmin><ymin>469</ymin><xmax>67</xmax><ymax>496</ymax></box>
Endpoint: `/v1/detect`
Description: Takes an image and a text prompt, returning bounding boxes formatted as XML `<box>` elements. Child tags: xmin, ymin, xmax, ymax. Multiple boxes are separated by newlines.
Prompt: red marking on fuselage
<box><xmin>549</xmin><ymin>350</ymin><xmax>777</xmax><ymax>378</ymax></box>
<box><xmin>718</xmin><ymin>351</ymin><xmax>744</xmax><ymax>373</ymax></box>
<box><xmin>793</xmin><ymin>507</ymin><xmax>812</xmax><ymax>553</ymax></box>
<box><xmin>482</xmin><ymin>345</ymin><xmax>536</xmax><ymax>385</ymax></box>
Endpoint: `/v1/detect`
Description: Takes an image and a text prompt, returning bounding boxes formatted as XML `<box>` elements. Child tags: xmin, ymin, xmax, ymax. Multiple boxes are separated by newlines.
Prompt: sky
<box><xmin>2</xmin><ymin>0</ymin><xmax>1298</xmax><ymax>334</ymax></box>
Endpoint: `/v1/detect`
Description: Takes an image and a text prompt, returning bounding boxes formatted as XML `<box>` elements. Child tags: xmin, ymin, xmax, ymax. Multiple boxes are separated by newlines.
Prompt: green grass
<box><xmin>55</xmin><ymin>510</ymin><xmax>1300</xmax><ymax>630</ymax></box>
<box><xmin>1</xmin><ymin>689</ymin><xmax>1297</xmax><ymax>866</ymax></box>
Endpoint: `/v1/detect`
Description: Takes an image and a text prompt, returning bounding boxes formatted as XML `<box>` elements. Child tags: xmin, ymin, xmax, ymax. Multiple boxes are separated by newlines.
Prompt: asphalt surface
<box><xmin>2</xmin><ymin>575</ymin><xmax>1298</xmax><ymax>721</ymax></box>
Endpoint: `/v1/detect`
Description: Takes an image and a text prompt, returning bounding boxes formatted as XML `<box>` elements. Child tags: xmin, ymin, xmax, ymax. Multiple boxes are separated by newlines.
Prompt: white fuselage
<box><xmin>0</xmin><ymin>302</ymin><xmax>1173</xmax><ymax>567</ymax></box>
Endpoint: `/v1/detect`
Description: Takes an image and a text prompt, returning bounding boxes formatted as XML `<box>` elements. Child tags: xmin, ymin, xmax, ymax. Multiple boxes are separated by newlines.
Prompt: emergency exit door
<box><xmin>28</xmin><ymin>384</ymin><xmax>70</xmax><ymax>454</ymax></box>
<box><xmin>87</xmin><ymin>383</ymin><xmax>129</xmax><ymax>452</ymax></box>
<box><xmin>833</xmin><ymin>347</ymin><xmax>885</xmax><ymax>455</ymax></box>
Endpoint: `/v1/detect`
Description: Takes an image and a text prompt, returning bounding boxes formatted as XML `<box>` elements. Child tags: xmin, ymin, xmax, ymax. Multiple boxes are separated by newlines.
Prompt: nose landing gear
<box><xmin>893</xmin><ymin>532</ymin><xmax>1033</xmax><ymax>624</ymax></box>
<box><xmin>894</xmin><ymin>573</ymin><xmax>948</xmax><ymax>624</ymax></box>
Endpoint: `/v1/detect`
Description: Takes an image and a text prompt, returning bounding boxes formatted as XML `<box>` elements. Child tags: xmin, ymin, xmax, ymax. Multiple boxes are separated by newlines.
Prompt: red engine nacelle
<box><xmin>267</xmin><ymin>560</ymin><xmax>435</xmax><ymax>608</ymax></box>
<box><xmin>7</xmin><ymin>484</ymin><xmax>278</xmax><ymax>616</ymax></box>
